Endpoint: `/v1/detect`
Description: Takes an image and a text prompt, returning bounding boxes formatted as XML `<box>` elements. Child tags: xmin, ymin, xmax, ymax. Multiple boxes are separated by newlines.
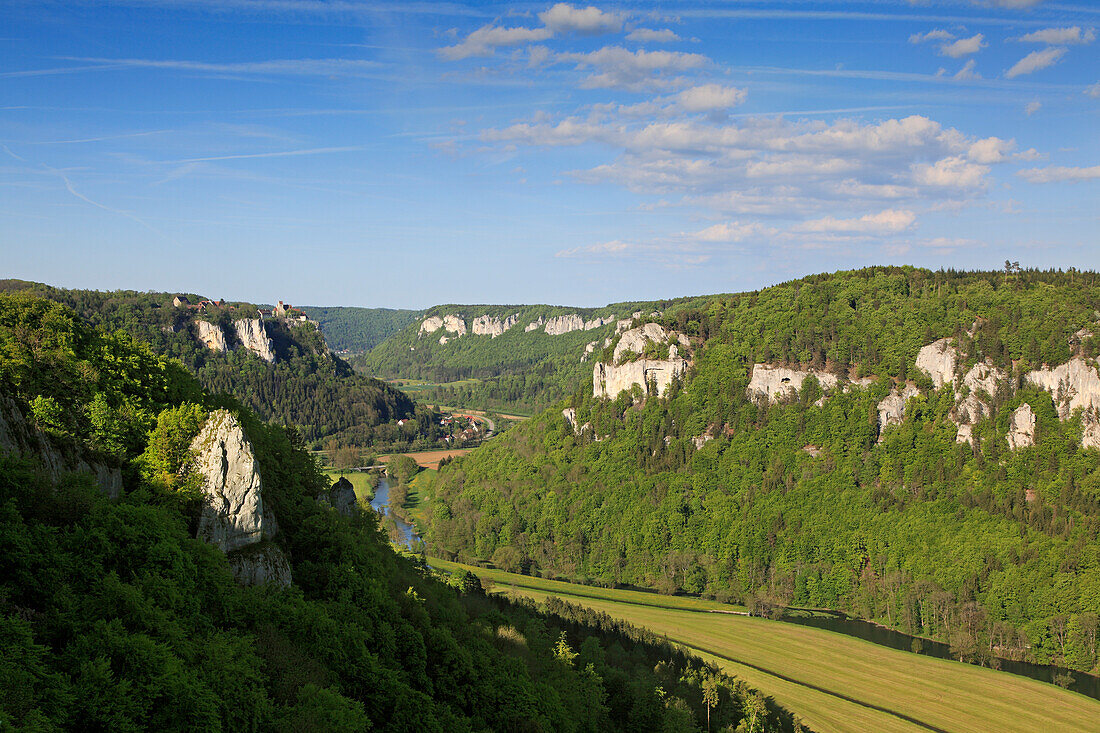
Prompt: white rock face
<box><xmin>190</xmin><ymin>410</ymin><xmax>270</xmax><ymax>553</ymax></box>
<box><xmin>439</xmin><ymin>335</ymin><xmax>449</xmax><ymax>346</ymax></box>
<box><xmin>442</xmin><ymin>315</ymin><xmax>467</xmax><ymax>336</ymax></box>
<box><xmin>472</xmin><ymin>314</ymin><xmax>519</xmax><ymax>338</ymax></box>
<box><xmin>233</xmin><ymin>318</ymin><xmax>275</xmax><ymax>362</ymax></box>
<box><xmin>962</xmin><ymin>361</ymin><xmax>1004</xmax><ymax>398</ymax></box>
<box><xmin>581</xmin><ymin>341</ymin><xmax>599</xmax><ymax>362</ymax></box>
<box><xmin>876</xmin><ymin>384</ymin><xmax>920</xmax><ymax>435</ymax></box>
<box><xmin>692</xmin><ymin>433</ymin><xmax>714</xmax><ymax>450</ymax></box>
<box><xmin>616</xmin><ymin>318</ymin><xmax>634</xmax><ymax>334</ymax></box>
<box><xmin>195</xmin><ymin>320</ymin><xmax>228</xmax><ymax>354</ymax></box>
<box><xmin>593</xmin><ymin>358</ymin><xmax>688</xmax><ymax>400</ymax></box>
<box><xmin>746</xmin><ymin>365</ymin><xmax>839</xmax><ymax>405</ymax></box>
<box><xmin>1008</xmin><ymin>403</ymin><xmax>1036</xmax><ymax>450</ymax></box>
<box><xmin>561</xmin><ymin>407</ymin><xmax>590</xmax><ymax>435</ymax></box>
<box><xmin>419</xmin><ymin>316</ymin><xmax>444</xmax><ymax>335</ymax></box>
<box><xmin>1027</xmin><ymin>357</ymin><xmax>1100</xmax><ymax>448</ymax></box>
<box><xmin>525</xmin><ymin>316</ymin><xmax>545</xmax><ymax>332</ymax></box>
<box><xmin>614</xmin><ymin>323</ymin><xmax>669</xmax><ymax>363</ymax></box>
<box><xmin>584</xmin><ymin>315</ymin><xmax>616</xmax><ymax>331</ymax></box>
<box><xmin>951</xmin><ymin>361</ymin><xmax>1007</xmax><ymax>441</ymax></box>
<box><xmin>916</xmin><ymin>338</ymin><xmax>958</xmax><ymax>389</ymax></box>
<box><xmin>956</xmin><ymin>424</ymin><xmax>974</xmax><ymax>447</ymax></box>
<box><xmin>544</xmin><ymin>314</ymin><xmax>585</xmax><ymax>335</ymax></box>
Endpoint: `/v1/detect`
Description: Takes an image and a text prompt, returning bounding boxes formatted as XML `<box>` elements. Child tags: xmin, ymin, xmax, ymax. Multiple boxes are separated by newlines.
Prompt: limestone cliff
<box><xmin>0</xmin><ymin>395</ymin><xmax>122</xmax><ymax>498</ymax></box>
<box><xmin>233</xmin><ymin>318</ymin><xmax>275</xmax><ymax>363</ymax></box>
<box><xmin>419</xmin><ymin>314</ymin><xmax>468</xmax><ymax>338</ymax></box>
<box><xmin>472</xmin><ymin>314</ymin><xmax>519</xmax><ymax>338</ymax></box>
<box><xmin>1008</xmin><ymin>403</ymin><xmax>1036</xmax><ymax>450</ymax></box>
<box><xmin>876</xmin><ymin>384</ymin><xmax>920</xmax><ymax>436</ymax></box>
<box><xmin>525</xmin><ymin>316</ymin><xmax>545</xmax><ymax>332</ymax></box>
<box><xmin>318</xmin><ymin>476</ymin><xmax>359</xmax><ymax>516</ymax></box>
<box><xmin>195</xmin><ymin>319</ymin><xmax>228</xmax><ymax>354</ymax></box>
<box><xmin>593</xmin><ymin>358</ymin><xmax>688</xmax><ymax>400</ymax></box>
<box><xmin>1026</xmin><ymin>357</ymin><xmax>1100</xmax><ymax>448</ymax></box>
<box><xmin>916</xmin><ymin>338</ymin><xmax>958</xmax><ymax>389</ymax></box>
<box><xmin>544</xmin><ymin>314</ymin><xmax>586</xmax><ymax>335</ymax></box>
<box><xmin>746</xmin><ymin>365</ymin><xmax>839</xmax><ymax>405</ymax></box>
<box><xmin>189</xmin><ymin>410</ymin><xmax>291</xmax><ymax>586</ymax></box>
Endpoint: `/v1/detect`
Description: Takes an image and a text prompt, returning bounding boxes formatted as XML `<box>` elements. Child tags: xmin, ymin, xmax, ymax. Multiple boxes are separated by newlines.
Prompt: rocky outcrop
<box><xmin>544</xmin><ymin>314</ymin><xmax>586</xmax><ymax>335</ymax></box>
<box><xmin>593</xmin><ymin>358</ymin><xmax>688</xmax><ymax>400</ymax></box>
<box><xmin>876</xmin><ymin>384</ymin><xmax>920</xmax><ymax>436</ymax></box>
<box><xmin>746</xmin><ymin>365</ymin><xmax>839</xmax><ymax>405</ymax></box>
<box><xmin>916</xmin><ymin>338</ymin><xmax>958</xmax><ymax>389</ymax></box>
<box><xmin>472</xmin><ymin>314</ymin><xmax>519</xmax><ymax>338</ymax></box>
<box><xmin>525</xmin><ymin>316</ymin><xmax>545</xmax><ymax>332</ymax></box>
<box><xmin>189</xmin><ymin>410</ymin><xmax>290</xmax><ymax>586</ymax></box>
<box><xmin>616</xmin><ymin>318</ymin><xmax>634</xmax><ymax>334</ymax></box>
<box><xmin>195</xmin><ymin>319</ymin><xmax>228</xmax><ymax>354</ymax></box>
<box><xmin>420</xmin><ymin>314</ymin><xmax>467</xmax><ymax>338</ymax></box>
<box><xmin>439</xmin><ymin>335</ymin><xmax>449</xmax><ymax>345</ymax></box>
<box><xmin>952</xmin><ymin>362</ymin><xmax>1007</xmax><ymax>444</ymax></box>
<box><xmin>318</xmin><ymin>476</ymin><xmax>359</xmax><ymax>516</ymax></box>
<box><xmin>582</xmin><ymin>341</ymin><xmax>599</xmax><ymax>362</ymax></box>
<box><xmin>0</xmin><ymin>396</ymin><xmax>122</xmax><ymax>498</ymax></box>
<box><xmin>228</xmin><ymin>543</ymin><xmax>292</xmax><ymax>587</ymax></box>
<box><xmin>1026</xmin><ymin>357</ymin><xmax>1100</xmax><ymax>448</ymax></box>
<box><xmin>1008</xmin><ymin>403</ymin><xmax>1036</xmax><ymax>450</ymax></box>
<box><xmin>419</xmin><ymin>316</ymin><xmax>444</xmax><ymax>335</ymax></box>
<box><xmin>584</xmin><ymin>315</ymin><xmax>616</xmax><ymax>331</ymax></box>
<box><xmin>613</xmin><ymin>323</ymin><xmax>687</xmax><ymax>363</ymax></box>
<box><xmin>233</xmin><ymin>318</ymin><xmax>275</xmax><ymax>363</ymax></box>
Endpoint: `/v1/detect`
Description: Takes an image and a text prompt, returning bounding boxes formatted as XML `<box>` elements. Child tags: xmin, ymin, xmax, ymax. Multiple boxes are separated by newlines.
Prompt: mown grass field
<box><xmin>432</xmin><ymin>559</ymin><xmax>1100</xmax><ymax>733</ymax></box>
<box><xmin>322</xmin><ymin>469</ymin><xmax>377</xmax><ymax>504</ymax></box>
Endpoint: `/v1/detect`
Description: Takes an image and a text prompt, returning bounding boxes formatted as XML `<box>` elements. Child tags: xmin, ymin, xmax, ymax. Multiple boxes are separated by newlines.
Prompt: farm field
<box><xmin>433</xmin><ymin>560</ymin><xmax>1100</xmax><ymax>733</ymax></box>
<box><xmin>322</xmin><ymin>469</ymin><xmax>377</xmax><ymax>503</ymax></box>
<box><xmin>376</xmin><ymin>448</ymin><xmax>471</xmax><ymax>468</ymax></box>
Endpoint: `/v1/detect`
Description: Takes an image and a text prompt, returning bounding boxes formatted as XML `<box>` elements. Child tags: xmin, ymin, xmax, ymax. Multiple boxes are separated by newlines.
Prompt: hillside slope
<box><xmin>0</xmin><ymin>292</ymin><xmax>805</xmax><ymax>732</ymax></box>
<box><xmin>303</xmin><ymin>305</ymin><xmax>420</xmax><ymax>353</ymax></box>
<box><xmin>424</xmin><ymin>266</ymin><xmax>1100</xmax><ymax>677</ymax></box>
<box><xmin>361</xmin><ymin>299</ymin><xmax>706</xmax><ymax>413</ymax></box>
<box><xmin>0</xmin><ymin>281</ymin><xmax>432</xmax><ymax>449</ymax></box>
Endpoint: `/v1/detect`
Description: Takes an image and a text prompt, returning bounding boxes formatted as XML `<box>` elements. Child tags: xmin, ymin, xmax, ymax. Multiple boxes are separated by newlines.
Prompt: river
<box><xmin>369</xmin><ymin>476</ymin><xmax>422</xmax><ymax>549</ymax></box>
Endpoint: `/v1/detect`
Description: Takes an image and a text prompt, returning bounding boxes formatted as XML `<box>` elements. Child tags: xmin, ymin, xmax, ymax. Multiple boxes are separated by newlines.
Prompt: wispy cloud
<box><xmin>626</xmin><ymin>28</ymin><xmax>680</xmax><ymax>43</ymax></box>
<box><xmin>1005</xmin><ymin>47</ymin><xmax>1067</xmax><ymax>78</ymax></box>
<box><xmin>1017</xmin><ymin>164</ymin><xmax>1100</xmax><ymax>183</ymax></box>
<box><xmin>162</xmin><ymin>145</ymin><xmax>365</xmax><ymax>163</ymax></box>
<box><xmin>1016</xmin><ymin>26</ymin><xmax>1096</xmax><ymax>44</ymax></box>
<box><xmin>61</xmin><ymin>56</ymin><xmax>385</xmax><ymax>77</ymax></box>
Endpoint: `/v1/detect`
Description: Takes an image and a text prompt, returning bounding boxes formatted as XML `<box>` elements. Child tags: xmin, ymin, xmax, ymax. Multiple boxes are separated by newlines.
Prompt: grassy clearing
<box><xmin>436</xmin><ymin>560</ymin><xmax>1100</xmax><ymax>733</ymax></box>
<box><xmin>322</xmin><ymin>469</ymin><xmax>377</xmax><ymax>504</ymax></box>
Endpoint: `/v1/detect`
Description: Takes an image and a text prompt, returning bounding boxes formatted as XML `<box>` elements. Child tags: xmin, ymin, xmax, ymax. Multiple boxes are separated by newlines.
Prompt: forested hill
<box><xmin>0</xmin><ymin>280</ymin><xmax>427</xmax><ymax>449</ymax></box>
<box><xmin>0</xmin><ymin>291</ymin><xmax>804</xmax><ymax>732</ymax></box>
<box><xmin>360</xmin><ymin>299</ymin><xmax>706</xmax><ymax>413</ymax></box>
<box><xmin>425</xmin><ymin>266</ymin><xmax>1100</xmax><ymax>677</ymax></box>
<box><xmin>303</xmin><ymin>305</ymin><xmax>420</xmax><ymax>353</ymax></box>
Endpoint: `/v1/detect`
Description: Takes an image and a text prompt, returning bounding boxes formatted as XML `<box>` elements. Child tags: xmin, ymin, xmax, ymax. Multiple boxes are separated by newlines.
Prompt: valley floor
<box><xmin>431</xmin><ymin>560</ymin><xmax>1100</xmax><ymax>733</ymax></box>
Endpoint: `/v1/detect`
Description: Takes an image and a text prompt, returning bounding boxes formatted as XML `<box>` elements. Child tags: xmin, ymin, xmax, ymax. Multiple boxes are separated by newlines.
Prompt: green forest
<box><xmin>423</xmin><ymin>267</ymin><xmax>1100</xmax><ymax>675</ymax></box>
<box><xmin>0</xmin><ymin>292</ymin><xmax>804</xmax><ymax>732</ymax></box>
<box><xmin>304</xmin><ymin>305</ymin><xmax>421</xmax><ymax>353</ymax></box>
<box><xmin>0</xmin><ymin>281</ymin><xmax>435</xmax><ymax>449</ymax></box>
<box><xmin>361</xmin><ymin>300</ymin><xmax>700</xmax><ymax>414</ymax></box>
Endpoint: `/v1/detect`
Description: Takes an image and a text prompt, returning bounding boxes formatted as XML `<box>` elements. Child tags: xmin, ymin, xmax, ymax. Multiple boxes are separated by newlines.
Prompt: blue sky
<box><xmin>2</xmin><ymin>1</ymin><xmax>1098</xmax><ymax>308</ymax></box>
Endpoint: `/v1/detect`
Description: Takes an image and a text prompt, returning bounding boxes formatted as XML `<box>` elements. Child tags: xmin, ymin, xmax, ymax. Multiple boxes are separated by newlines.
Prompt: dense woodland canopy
<box><xmin>304</xmin><ymin>305</ymin><xmax>420</xmax><ymax>353</ymax></box>
<box><xmin>0</xmin><ymin>293</ymin><xmax>804</xmax><ymax>732</ymax></box>
<box><xmin>361</xmin><ymin>300</ymin><xmax>702</xmax><ymax>414</ymax></box>
<box><xmin>425</xmin><ymin>266</ymin><xmax>1100</xmax><ymax>676</ymax></box>
<box><xmin>0</xmin><ymin>281</ymin><xmax>433</xmax><ymax>449</ymax></box>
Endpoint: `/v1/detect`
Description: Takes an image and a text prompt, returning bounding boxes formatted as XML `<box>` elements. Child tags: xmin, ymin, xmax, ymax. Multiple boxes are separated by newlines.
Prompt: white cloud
<box><xmin>940</xmin><ymin>34</ymin><xmax>986</xmax><ymax>59</ymax></box>
<box><xmin>1014</xmin><ymin>148</ymin><xmax>1043</xmax><ymax>161</ymax></box>
<box><xmin>1025</xmin><ymin>100</ymin><xmax>1041</xmax><ymax>115</ymax></box>
<box><xmin>689</xmin><ymin>221</ymin><xmax>775</xmax><ymax>241</ymax></box>
<box><xmin>912</xmin><ymin>156</ymin><xmax>989</xmax><ymax>188</ymax></box>
<box><xmin>968</xmin><ymin>136</ymin><xmax>1015</xmax><ymax>164</ymax></box>
<box><xmin>63</xmin><ymin>57</ymin><xmax>384</xmax><ymax>76</ymax></box>
<box><xmin>1017</xmin><ymin>27</ymin><xmax>1096</xmax><ymax>45</ymax></box>
<box><xmin>1086</xmin><ymin>82</ymin><xmax>1100</xmax><ymax>98</ymax></box>
<box><xmin>559</xmin><ymin>46</ymin><xmax>708</xmax><ymax>91</ymax></box>
<box><xmin>439</xmin><ymin>25</ymin><xmax>552</xmax><ymax>60</ymax></box>
<box><xmin>910</xmin><ymin>29</ymin><xmax>955</xmax><ymax>44</ymax></box>
<box><xmin>538</xmin><ymin>3</ymin><xmax>624</xmax><ymax>36</ymax></box>
<box><xmin>626</xmin><ymin>28</ymin><xmax>680</xmax><ymax>43</ymax></box>
<box><xmin>674</xmin><ymin>84</ymin><xmax>747</xmax><ymax>112</ymax></box>
<box><xmin>1017</xmin><ymin>165</ymin><xmax>1100</xmax><ymax>183</ymax></box>
<box><xmin>556</xmin><ymin>239</ymin><xmax>635</xmax><ymax>257</ymax></box>
<box><xmin>954</xmin><ymin>59</ymin><xmax>981</xmax><ymax>80</ymax></box>
<box><xmin>1005</xmin><ymin>47</ymin><xmax>1067</xmax><ymax>79</ymax></box>
<box><xmin>985</xmin><ymin>0</ymin><xmax>1047</xmax><ymax>7</ymax></box>
<box><xmin>795</xmin><ymin>209</ymin><xmax>917</xmax><ymax>234</ymax></box>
